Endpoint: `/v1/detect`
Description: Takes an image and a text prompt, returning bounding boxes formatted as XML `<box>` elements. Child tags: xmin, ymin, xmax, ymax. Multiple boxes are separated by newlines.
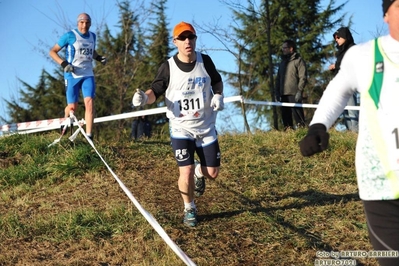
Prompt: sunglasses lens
<box><xmin>176</xmin><ymin>34</ymin><xmax>196</xmax><ymax>41</ymax></box>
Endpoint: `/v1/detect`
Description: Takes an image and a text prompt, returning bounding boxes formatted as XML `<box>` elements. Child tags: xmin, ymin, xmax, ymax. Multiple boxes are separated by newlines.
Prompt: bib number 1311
<box><xmin>178</xmin><ymin>98</ymin><xmax>200</xmax><ymax>111</ymax></box>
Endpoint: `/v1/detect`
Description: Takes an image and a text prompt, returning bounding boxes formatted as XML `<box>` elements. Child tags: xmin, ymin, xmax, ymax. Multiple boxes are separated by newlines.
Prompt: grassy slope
<box><xmin>0</xmin><ymin>130</ymin><xmax>377</xmax><ymax>266</ymax></box>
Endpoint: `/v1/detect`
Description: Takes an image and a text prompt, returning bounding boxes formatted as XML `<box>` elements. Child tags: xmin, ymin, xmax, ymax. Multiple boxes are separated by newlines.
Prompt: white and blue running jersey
<box><xmin>57</xmin><ymin>29</ymin><xmax>96</xmax><ymax>78</ymax></box>
<box><xmin>166</xmin><ymin>52</ymin><xmax>217</xmax><ymax>135</ymax></box>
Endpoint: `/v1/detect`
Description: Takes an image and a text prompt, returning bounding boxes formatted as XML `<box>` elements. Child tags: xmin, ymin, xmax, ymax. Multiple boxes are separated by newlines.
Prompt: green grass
<box><xmin>0</xmin><ymin>129</ymin><xmax>378</xmax><ymax>265</ymax></box>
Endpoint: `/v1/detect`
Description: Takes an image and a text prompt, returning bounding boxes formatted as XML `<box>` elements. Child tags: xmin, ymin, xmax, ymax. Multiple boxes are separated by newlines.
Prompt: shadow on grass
<box><xmin>199</xmin><ymin>186</ymin><xmax>366</xmax><ymax>265</ymax></box>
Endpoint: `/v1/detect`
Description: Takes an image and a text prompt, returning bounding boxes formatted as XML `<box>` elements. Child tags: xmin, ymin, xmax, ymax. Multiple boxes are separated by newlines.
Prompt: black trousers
<box><xmin>363</xmin><ymin>200</ymin><xmax>399</xmax><ymax>266</ymax></box>
<box><xmin>281</xmin><ymin>95</ymin><xmax>305</xmax><ymax>129</ymax></box>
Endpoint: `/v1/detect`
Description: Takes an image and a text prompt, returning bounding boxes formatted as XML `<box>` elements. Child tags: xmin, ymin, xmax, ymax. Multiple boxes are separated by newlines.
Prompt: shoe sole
<box><xmin>184</xmin><ymin>221</ymin><xmax>198</xmax><ymax>227</ymax></box>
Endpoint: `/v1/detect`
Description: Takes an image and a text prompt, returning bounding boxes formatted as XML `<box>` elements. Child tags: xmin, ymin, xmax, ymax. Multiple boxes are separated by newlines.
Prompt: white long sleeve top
<box><xmin>311</xmin><ymin>35</ymin><xmax>399</xmax><ymax>200</ymax></box>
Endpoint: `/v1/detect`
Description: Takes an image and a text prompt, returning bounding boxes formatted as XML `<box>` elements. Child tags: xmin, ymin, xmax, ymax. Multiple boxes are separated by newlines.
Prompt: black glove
<box><xmin>61</xmin><ymin>61</ymin><xmax>74</xmax><ymax>72</ymax></box>
<box><xmin>299</xmin><ymin>123</ymin><xmax>329</xmax><ymax>156</ymax></box>
<box><xmin>95</xmin><ymin>55</ymin><xmax>107</xmax><ymax>65</ymax></box>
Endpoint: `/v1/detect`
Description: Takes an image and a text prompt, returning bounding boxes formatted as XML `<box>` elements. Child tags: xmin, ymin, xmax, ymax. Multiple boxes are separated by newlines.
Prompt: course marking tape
<box><xmin>0</xmin><ymin>96</ymin><xmax>360</xmax><ymax>133</ymax></box>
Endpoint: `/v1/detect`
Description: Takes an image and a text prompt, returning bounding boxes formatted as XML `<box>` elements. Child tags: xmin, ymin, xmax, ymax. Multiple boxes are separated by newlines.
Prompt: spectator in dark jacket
<box><xmin>131</xmin><ymin>115</ymin><xmax>152</xmax><ymax>140</ymax></box>
<box><xmin>275</xmin><ymin>39</ymin><xmax>307</xmax><ymax>130</ymax></box>
<box><xmin>329</xmin><ymin>27</ymin><xmax>355</xmax><ymax>75</ymax></box>
<box><xmin>329</xmin><ymin>27</ymin><xmax>359</xmax><ymax>132</ymax></box>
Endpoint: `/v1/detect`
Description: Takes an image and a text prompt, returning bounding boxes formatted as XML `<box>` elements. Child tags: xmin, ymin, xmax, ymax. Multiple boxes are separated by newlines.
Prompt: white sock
<box><xmin>184</xmin><ymin>201</ymin><xmax>196</xmax><ymax>211</ymax></box>
<box><xmin>195</xmin><ymin>163</ymin><xmax>203</xmax><ymax>178</ymax></box>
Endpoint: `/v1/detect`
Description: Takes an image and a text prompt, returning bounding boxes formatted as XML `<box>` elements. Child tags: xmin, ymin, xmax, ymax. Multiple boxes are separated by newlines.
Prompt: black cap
<box><xmin>383</xmin><ymin>0</ymin><xmax>395</xmax><ymax>16</ymax></box>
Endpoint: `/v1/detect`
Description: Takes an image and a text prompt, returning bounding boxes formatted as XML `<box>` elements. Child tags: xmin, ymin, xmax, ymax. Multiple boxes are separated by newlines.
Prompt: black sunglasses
<box><xmin>175</xmin><ymin>34</ymin><xmax>197</xmax><ymax>41</ymax></box>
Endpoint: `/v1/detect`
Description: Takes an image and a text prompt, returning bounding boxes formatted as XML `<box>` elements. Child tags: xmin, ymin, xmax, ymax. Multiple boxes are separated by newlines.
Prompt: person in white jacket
<box><xmin>300</xmin><ymin>1</ymin><xmax>399</xmax><ymax>265</ymax></box>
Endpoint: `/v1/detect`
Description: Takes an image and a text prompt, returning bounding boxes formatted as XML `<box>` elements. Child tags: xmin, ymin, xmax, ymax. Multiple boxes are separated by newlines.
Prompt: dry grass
<box><xmin>0</xmin><ymin>129</ymin><xmax>378</xmax><ymax>265</ymax></box>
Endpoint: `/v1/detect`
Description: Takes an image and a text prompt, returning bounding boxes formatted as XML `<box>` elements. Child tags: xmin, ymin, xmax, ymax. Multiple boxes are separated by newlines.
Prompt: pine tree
<box><xmin>140</xmin><ymin>0</ymin><xmax>173</xmax><ymax>133</ymax></box>
<box><xmin>94</xmin><ymin>0</ymin><xmax>145</xmax><ymax>139</ymax></box>
<box><xmin>93</xmin><ymin>0</ymin><xmax>173</xmax><ymax>139</ymax></box>
<box><xmin>3</xmin><ymin>69</ymin><xmax>65</xmax><ymax>124</ymax></box>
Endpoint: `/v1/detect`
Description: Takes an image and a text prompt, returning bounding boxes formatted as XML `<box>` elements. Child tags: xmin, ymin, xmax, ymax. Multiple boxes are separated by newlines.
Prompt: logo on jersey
<box><xmin>375</xmin><ymin>62</ymin><xmax>384</xmax><ymax>73</ymax></box>
<box><xmin>186</xmin><ymin>77</ymin><xmax>207</xmax><ymax>90</ymax></box>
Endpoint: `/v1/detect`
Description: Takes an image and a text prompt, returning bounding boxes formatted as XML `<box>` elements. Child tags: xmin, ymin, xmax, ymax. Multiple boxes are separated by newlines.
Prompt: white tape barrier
<box><xmin>1</xmin><ymin>117</ymin><xmax>68</xmax><ymax>132</ymax></box>
<box><xmin>2</xmin><ymin>107</ymin><xmax>168</xmax><ymax>135</ymax></box>
<box><xmin>242</xmin><ymin>99</ymin><xmax>361</xmax><ymax>110</ymax></box>
<box><xmin>0</xmin><ymin>95</ymin><xmax>360</xmax><ymax>134</ymax></box>
<box><xmin>54</xmin><ymin>112</ymin><xmax>197</xmax><ymax>266</ymax></box>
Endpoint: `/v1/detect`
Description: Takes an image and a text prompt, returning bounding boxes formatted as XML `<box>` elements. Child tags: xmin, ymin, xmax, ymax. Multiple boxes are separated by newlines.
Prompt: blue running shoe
<box><xmin>183</xmin><ymin>208</ymin><xmax>198</xmax><ymax>227</ymax></box>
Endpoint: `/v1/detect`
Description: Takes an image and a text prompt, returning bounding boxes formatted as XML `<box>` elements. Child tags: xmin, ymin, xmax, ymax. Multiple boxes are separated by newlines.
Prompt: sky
<box><xmin>0</xmin><ymin>0</ymin><xmax>388</xmax><ymax>132</ymax></box>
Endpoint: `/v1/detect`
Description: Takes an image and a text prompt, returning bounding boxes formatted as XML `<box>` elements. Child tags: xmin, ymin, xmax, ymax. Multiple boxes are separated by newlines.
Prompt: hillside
<box><xmin>0</xmin><ymin>130</ymin><xmax>376</xmax><ymax>266</ymax></box>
